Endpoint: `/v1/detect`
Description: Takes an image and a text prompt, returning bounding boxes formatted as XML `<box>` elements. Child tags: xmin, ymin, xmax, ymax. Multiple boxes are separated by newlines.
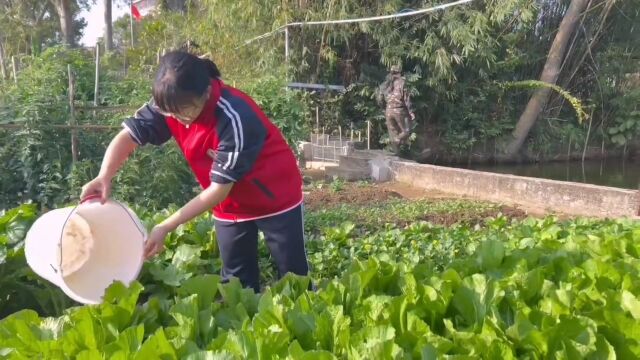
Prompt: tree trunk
<box><xmin>504</xmin><ymin>0</ymin><xmax>589</xmax><ymax>157</ymax></box>
<box><xmin>51</xmin><ymin>0</ymin><xmax>74</xmax><ymax>47</ymax></box>
<box><xmin>104</xmin><ymin>0</ymin><xmax>113</xmax><ymax>51</ymax></box>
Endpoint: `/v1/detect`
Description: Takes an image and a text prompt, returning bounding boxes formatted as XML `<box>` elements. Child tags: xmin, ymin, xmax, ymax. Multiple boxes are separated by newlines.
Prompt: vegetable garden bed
<box><xmin>1</xmin><ymin>186</ymin><xmax>639</xmax><ymax>358</ymax></box>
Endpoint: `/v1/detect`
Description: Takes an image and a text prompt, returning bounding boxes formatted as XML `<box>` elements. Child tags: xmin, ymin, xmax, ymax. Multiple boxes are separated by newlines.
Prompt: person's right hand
<box><xmin>80</xmin><ymin>176</ymin><xmax>112</xmax><ymax>204</ymax></box>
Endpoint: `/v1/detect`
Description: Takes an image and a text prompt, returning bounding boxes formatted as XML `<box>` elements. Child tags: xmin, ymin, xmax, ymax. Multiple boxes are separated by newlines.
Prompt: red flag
<box><xmin>131</xmin><ymin>4</ymin><xmax>142</xmax><ymax>22</ymax></box>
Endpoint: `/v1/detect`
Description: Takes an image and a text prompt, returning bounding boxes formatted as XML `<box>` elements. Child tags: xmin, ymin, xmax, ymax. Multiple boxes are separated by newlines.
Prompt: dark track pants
<box><xmin>214</xmin><ymin>204</ymin><xmax>309</xmax><ymax>292</ymax></box>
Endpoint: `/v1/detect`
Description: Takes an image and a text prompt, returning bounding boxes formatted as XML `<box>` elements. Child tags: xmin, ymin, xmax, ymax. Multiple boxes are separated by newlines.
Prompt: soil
<box><xmin>304</xmin><ymin>183</ymin><xmax>402</xmax><ymax>212</ymax></box>
<box><xmin>394</xmin><ymin>206</ymin><xmax>528</xmax><ymax>227</ymax></box>
<box><xmin>302</xmin><ymin>177</ymin><xmax>530</xmax><ymax>227</ymax></box>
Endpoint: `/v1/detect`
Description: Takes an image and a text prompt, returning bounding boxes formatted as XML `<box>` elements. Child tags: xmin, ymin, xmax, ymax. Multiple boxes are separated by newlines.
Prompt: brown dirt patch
<box><xmin>406</xmin><ymin>205</ymin><xmax>528</xmax><ymax>227</ymax></box>
<box><xmin>303</xmin><ymin>181</ymin><xmax>529</xmax><ymax>227</ymax></box>
<box><xmin>379</xmin><ymin>181</ymin><xmax>560</xmax><ymax>219</ymax></box>
<box><xmin>302</xmin><ymin>168</ymin><xmax>326</xmax><ymax>182</ymax></box>
<box><xmin>304</xmin><ymin>183</ymin><xmax>402</xmax><ymax>211</ymax></box>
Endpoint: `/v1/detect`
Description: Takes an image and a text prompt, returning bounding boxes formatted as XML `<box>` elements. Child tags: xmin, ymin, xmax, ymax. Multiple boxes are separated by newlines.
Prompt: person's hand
<box><xmin>410</xmin><ymin>112</ymin><xmax>416</xmax><ymax>120</ymax></box>
<box><xmin>143</xmin><ymin>225</ymin><xmax>170</xmax><ymax>259</ymax></box>
<box><xmin>80</xmin><ymin>176</ymin><xmax>112</xmax><ymax>204</ymax></box>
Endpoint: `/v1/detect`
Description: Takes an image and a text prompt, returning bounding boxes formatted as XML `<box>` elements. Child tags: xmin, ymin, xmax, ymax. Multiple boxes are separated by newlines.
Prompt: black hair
<box><xmin>152</xmin><ymin>51</ymin><xmax>221</xmax><ymax>114</ymax></box>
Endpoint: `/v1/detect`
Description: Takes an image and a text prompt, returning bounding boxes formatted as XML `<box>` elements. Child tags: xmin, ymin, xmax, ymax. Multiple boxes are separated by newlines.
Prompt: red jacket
<box><xmin>123</xmin><ymin>79</ymin><xmax>303</xmax><ymax>221</ymax></box>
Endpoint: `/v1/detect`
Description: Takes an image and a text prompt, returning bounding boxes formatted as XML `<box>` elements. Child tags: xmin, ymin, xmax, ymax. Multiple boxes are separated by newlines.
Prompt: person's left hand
<box><xmin>144</xmin><ymin>225</ymin><xmax>170</xmax><ymax>259</ymax></box>
<box><xmin>410</xmin><ymin>112</ymin><xmax>416</xmax><ymax>120</ymax></box>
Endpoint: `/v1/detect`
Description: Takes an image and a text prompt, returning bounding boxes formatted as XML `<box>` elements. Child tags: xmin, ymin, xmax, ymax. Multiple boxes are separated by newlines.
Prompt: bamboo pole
<box><xmin>76</xmin><ymin>105</ymin><xmax>136</xmax><ymax>111</ymax></box>
<box><xmin>0</xmin><ymin>40</ymin><xmax>7</xmax><ymax>81</ymax></box>
<box><xmin>94</xmin><ymin>45</ymin><xmax>100</xmax><ymax>107</ymax></box>
<box><xmin>123</xmin><ymin>51</ymin><xmax>127</xmax><ymax>76</ymax></box>
<box><xmin>11</xmin><ymin>56</ymin><xmax>17</xmax><ymax>84</ymax></box>
<box><xmin>367</xmin><ymin>120</ymin><xmax>371</xmax><ymax>150</ymax></box>
<box><xmin>0</xmin><ymin>124</ymin><xmax>119</xmax><ymax>130</ymax></box>
<box><xmin>129</xmin><ymin>0</ymin><xmax>135</xmax><ymax>49</ymax></box>
<box><xmin>333</xmin><ymin>138</ymin><xmax>337</xmax><ymax>162</ymax></box>
<box><xmin>68</xmin><ymin>65</ymin><xmax>79</xmax><ymax>163</ymax></box>
<box><xmin>284</xmin><ymin>25</ymin><xmax>290</xmax><ymax>80</ymax></box>
<box><xmin>322</xmin><ymin>127</ymin><xmax>325</xmax><ymax>161</ymax></box>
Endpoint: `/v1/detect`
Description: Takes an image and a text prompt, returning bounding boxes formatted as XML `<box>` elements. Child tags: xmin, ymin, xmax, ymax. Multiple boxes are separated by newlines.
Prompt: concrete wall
<box><xmin>391</xmin><ymin>161</ymin><xmax>639</xmax><ymax>218</ymax></box>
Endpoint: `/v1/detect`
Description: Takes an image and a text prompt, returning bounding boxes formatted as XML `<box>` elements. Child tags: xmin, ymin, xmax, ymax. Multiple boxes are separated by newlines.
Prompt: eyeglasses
<box><xmin>157</xmin><ymin>94</ymin><xmax>209</xmax><ymax>125</ymax></box>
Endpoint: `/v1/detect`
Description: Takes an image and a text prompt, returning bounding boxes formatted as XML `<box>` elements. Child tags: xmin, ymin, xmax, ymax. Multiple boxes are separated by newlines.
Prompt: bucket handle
<box><xmin>79</xmin><ymin>193</ymin><xmax>102</xmax><ymax>204</ymax></box>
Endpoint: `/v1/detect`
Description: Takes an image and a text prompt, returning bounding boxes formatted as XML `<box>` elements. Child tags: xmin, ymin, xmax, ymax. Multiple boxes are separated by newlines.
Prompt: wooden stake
<box><xmin>322</xmin><ymin>127</ymin><xmax>325</xmax><ymax>161</ymax></box>
<box><xmin>333</xmin><ymin>138</ymin><xmax>336</xmax><ymax>162</ymax></box>
<box><xmin>284</xmin><ymin>25</ymin><xmax>290</xmax><ymax>80</ymax></box>
<box><xmin>11</xmin><ymin>56</ymin><xmax>17</xmax><ymax>84</ymax></box>
<box><xmin>123</xmin><ymin>51</ymin><xmax>127</xmax><ymax>76</ymax></box>
<box><xmin>94</xmin><ymin>45</ymin><xmax>100</xmax><ymax>107</ymax></box>
<box><xmin>350</xmin><ymin>123</ymin><xmax>354</xmax><ymax>142</ymax></box>
<box><xmin>0</xmin><ymin>124</ymin><xmax>119</xmax><ymax>130</ymax></box>
<box><xmin>129</xmin><ymin>0</ymin><xmax>135</xmax><ymax>49</ymax></box>
<box><xmin>68</xmin><ymin>65</ymin><xmax>79</xmax><ymax>163</ymax></box>
<box><xmin>0</xmin><ymin>40</ymin><xmax>7</xmax><ymax>81</ymax></box>
<box><xmin>367</xmin><ymin>120</ymin><xmax>371</xmax><ymax>150</ymax></box>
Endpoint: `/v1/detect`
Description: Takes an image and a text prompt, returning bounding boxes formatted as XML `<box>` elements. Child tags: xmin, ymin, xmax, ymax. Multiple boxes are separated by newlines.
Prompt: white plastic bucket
<box><xmin>24</xmin><ymin>196</ymin><xmax>147</xmax><ymax>304</ymax></box>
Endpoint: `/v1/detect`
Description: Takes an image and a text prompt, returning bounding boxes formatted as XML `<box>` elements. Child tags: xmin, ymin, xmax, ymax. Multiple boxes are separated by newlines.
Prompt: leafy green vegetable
<box><xmin>1</xmin><ymin>201</ymin><xmax>640</xmax><ymax>358</ymax></box>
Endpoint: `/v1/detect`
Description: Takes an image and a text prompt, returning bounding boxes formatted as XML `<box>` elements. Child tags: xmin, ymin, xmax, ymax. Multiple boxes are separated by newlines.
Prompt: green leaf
<box><xmin>169</xmin><ymin>295</ymin><xmax>199</xmax><ymax>340</ymax></box>
<box><xmin>183</xmin><ymin>351</ymin><xmax>236</xmax><ymax>360</ymax></box>
<box><xmin>102</xmin><ymin>281</ymin><xmax>144</xmax><ymax>313</ymax></box>
<box><xmin>621</xmin><ymin>290</ymin><xmax>640</xmax><ymax>320</ymax></box>
<box><xmin>178</xmin><ymin>275</ymin><xmax>221</xmax><ymax>310</ymax></box>
<box><xmin>487</xmin><ymin>341</ymin><xmax>516</xmax><ymax>359</ymax></box>
<box><xmin>587</xmin><ymin>335</ymin><xmax>616</xmax><ymax>360</ymax></box>
<box><xmin>172</xmin><ymin>244</ymin><xmax>206</xmax><ymax>269</ymax></box>
<box><xmin>475</xmin><ymin>239</ymin><xmax>505</xmax><ymax>271</ymax></box>
<box><xmin>389</xmin><ymin>295</ymin><xmax>410</xmax><ymax>335</ymax></box>
<box><xmin>352</xmin><ymin>325</ymin><xmax>402</xmax><ymax>359</ymax></box>
<box><xmin>104</xmin><ymin>325</ymin><xmax>144</xmax><ymax>357</ymax></box>
<box><xmin>505</xmin><ymin>311</ymin><xmax>547</xmax><ymax>354</ymax></box>
<box><xmin>218</xmin><ymin>279</ymin><xmax>259</xmax><ymax>315</ymax></box>
<box><xmin>611</xmin><ymin>134</ymin><xmax>627</xmax><ymax>145</ymax></box>
<box><xmin>76</xmin><ymin>349</ymin><xmax>103</xmax><ymax>360</ymax></box>
<box><xmin>286</xmin><ymin>307</ymin><xmax>316</xmax><ymax>350</ymax></box>
<box><xmin>521</xmin><ymin>268</ymin><xmax>544</xmax><ymax>302</ymax></box>
<box><xmin>451</xmin><ymin>274</ymin><xmax>488</xmax><ymax>327</ymax></box>
<box><xmin>287</xmin><ymin>340</ymin><xmax>306</xmax><ymax>359</ymax></box>
<box><xmin>315</xmin><ymin>305</ymin><xmax>350</xmax><ymax>355</ymax></box>
<box><xmin>149</xmin><ymin>263</ymin><xmax>191</xmax><ymax>287</ymax></box>
<box><xmin>135</xmin><ymin>328</ymin><xmax>177</xmax><ymax>360</ymax></box>
<box><xmin>62</xmin><ymin>308</ymin><xmax>101</xmax><ymax>354</ymax></box>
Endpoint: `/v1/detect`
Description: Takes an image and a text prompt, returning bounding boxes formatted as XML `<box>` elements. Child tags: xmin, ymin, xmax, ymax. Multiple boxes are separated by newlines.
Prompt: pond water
<box><xmin>456</xmin><ymin>159</ymin><xmax>639</xmax><ymax>190</ymax></box>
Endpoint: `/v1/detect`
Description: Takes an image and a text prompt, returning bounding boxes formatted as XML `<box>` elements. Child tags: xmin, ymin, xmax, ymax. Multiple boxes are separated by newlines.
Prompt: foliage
<box><xmin>242</xmin><ymin>76</ymin><xmax>312</xmax><ymax>152</ymax></box>
<box><xmin>0</xmin><ymin>41</ymin><xmax>315</xmax><ymax>210</ymax></box>
<box><xmin>0</xmin><ymin>47</ymin><xmax>96</xmax><ymax>209</ymax></box>
<box><xmin>606</xmin><ymin>87</ymin><xmax>640</xmax><ymax>147</ymax></box>
<box><xmin>505</xmin><ymin>80</ymin><xmax>588</xmax><ymax>124</ymax></box>
<box><xmin>0</xmin><ymin>0</ymin><xmax>88</xmax><ymax>57</ymax></box>
<box><xmin>2</xmin><ymin>0</ymin><xmax>640</xmax><ymax>169</ymax></box>
<box><xmin>0</xmin><ymin>204</ymin><xmax>72</xmax><ymax>319</ymax></box>
<box><xmin>304</xmin><ymin>198</ymin><xmax>498</xmax><ymax>234</ymax></box>
<box><xmin>0</xmin><ymin>46</ymin><xmax>194</xmax><ymax>211</ymax></box>
<box><xmin>1</xmin><ymin>199</ymin><xmax>640</xmax><ymax>358</ymax></box>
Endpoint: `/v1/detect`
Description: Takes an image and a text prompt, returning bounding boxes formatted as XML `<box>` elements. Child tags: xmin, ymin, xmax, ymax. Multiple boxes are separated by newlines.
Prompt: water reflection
<box><xmin>459</xmin><ymin>159</ymin><xmax>639</xmax><ymax>190</ymax></box>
